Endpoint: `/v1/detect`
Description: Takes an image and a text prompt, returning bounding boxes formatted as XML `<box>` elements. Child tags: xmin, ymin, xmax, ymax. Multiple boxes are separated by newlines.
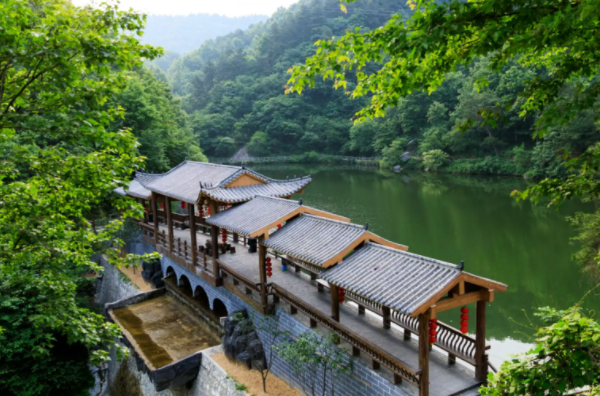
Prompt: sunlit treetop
<box><xmin>287</xmin><ymin>0</ymin><xmax>600</xmax><ymax>137</ymax></box>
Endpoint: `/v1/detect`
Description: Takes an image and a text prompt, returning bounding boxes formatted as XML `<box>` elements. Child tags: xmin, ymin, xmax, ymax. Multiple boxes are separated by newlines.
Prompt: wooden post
<box><xmin>151</xmin><ymin>192</ymin><xmax>159</xmax><ymax>242</ymax></box>
<box><xmin>330</xmin><ymin>284</ymin><xmax>340</xmax><ymax>322</ymax></box>
<box><xmin>140</xmin><ymin>198</ymin><xmax>148</xmax><ymax>223</ymax></box>
<box><xmin>358</xmin><ymin>305</ymin><xmax>365</xmax><ymax>315</ymax></box>
<box><xmin>404</xmin><ymin>328</ymin><xmax>411</xmax><ymax>341</ymax></box>
<box><xmin>382</xmin><ymin>306</ymin><xmax>391</xmax><ymax>329</ymax></box>
<box><xmin>418</xmin><ymin>309</ymin><xmax>431</xmax><ymax>396</ymax></box>
<box><xmin>210</xmin><ymin>225</ymin><xmax>220</xmax><ymax>279</ymax></box>
<box><xmin>188</xmin><ymin>203</ymin><xmax>198</xmax><ymax>266</ymax></box>
<box><xmin>475</xmin><ymin>300</ymin><xmax>488</xmax><ymax>382</ymax></box>
<box><xmin>165</xmin><ymin>196</ymin><xmax>173</xmax><ymax>252</ymax></box>
<box><xmin>233</xmin><ymin>233</ymin><xmax>239</xmax><ymax>243</ymax></box>
<box><xmin>258</xmin><ymin>242</ymin><xmax>268</xmax><ymax>310</ymax></box>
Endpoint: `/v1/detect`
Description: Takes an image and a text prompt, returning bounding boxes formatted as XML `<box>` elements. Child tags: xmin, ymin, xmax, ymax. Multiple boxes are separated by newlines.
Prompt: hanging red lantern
<box><xmin>266</xmin><ymin>257</ymin><xmax>272</xmax><ymax>277</ymax></box>
<box><xmin>221</xmin><ymin>228</ymin><xmax>227</xmax><ymax>243</ymax></box>
<box><xmin>429</xmin><ymin>318</ymin><xmax>438</xmax><ymax>344</ymax></box>
<box><xmin>145</xmin><ymin>204</ymin><xmax>149</xmax><ymax>214</ymax></box>
<box><xmin>207</xmin><ymin>206</ymin><xmax>211</xmax><ymax>215</ymax></box>
<box><xmin>181</xmin><ymin>201</ymin><xmax>187</xmax><ymax>209</ymax></box>
<box><xmin>277</xmin><ymin>224</ymin><xmax>282</xmax><ymax>229</ymax></box>
<box><xmin>460</xmin><ymin>307</ymin><xmax>469</xmax><ymax>334</ymax></box>
<box><xmin>338</xmin><ymin>288</ymin><xmax>345</xmax><ymax>303</ymax></box>
<box><xmin>227</xmin><ymin>205</ymin><xmax>231</xmax><ymax>209</ymax></box>
<box><xmin>160</xmin><ymin>203</ymin><xmax>163</xmax><ymax>210</ymax></box>
<box><xmin>199</xmin><ymin>206</ymin><xmax>204</xmax><ymax>217</ymax></box>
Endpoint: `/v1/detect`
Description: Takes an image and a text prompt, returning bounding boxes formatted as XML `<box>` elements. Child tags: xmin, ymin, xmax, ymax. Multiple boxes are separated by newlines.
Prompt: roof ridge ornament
<box><xmin>298</xmin><ymin>198</ymin><xmax>303</xmax><ymax>206</ymax></box>
<box><xmin>460</xmin><ymin>260</ymin><xmax>465</xmax><ymax>270</ymax></box>
<box><xmin>364</xmin><ymin>222</ymin><xmax>369</xmax><ymax>230</ymax></box>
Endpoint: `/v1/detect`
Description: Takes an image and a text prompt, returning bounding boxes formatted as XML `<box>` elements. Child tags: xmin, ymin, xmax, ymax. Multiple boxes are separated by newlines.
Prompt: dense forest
<box><xmin>159</xmin><ymin>0</ymin><xmax>600</xmax><ymax>179</ymax></box>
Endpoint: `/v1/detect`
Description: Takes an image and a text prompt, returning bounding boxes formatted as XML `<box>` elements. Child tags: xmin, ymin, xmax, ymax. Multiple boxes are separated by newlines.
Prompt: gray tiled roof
<box><xmin>206</xmin><ymin>196</ymin><xmax>300</xmax><ymax>236</ymax></box>
<box><xmin>137</xmin><ymin>161</ymin><xmax>240</xmax><ymax>203</ymax></box>
<box><xmin>263</xmin><ymin>214</ymin><xmax>367</xmax><ymax>267</ymax></box>
<box><xmin>134</xmin><ymin>160</ymin><xmax>311</xmax><ymax>204</ymax></box>
<box><xmin>113</xmin><ymin>180</ymin><xmax>152</xmax><ymax>200</ymax></box>
<box><xmin>321</xmin><ymin>242</ymin><xmax>462</xmax><ymax>314</ymax></box>
<box><xmin>201</xmin><ymin>176</ymin><xmax>311</xmax><ymax>203</ymax></box>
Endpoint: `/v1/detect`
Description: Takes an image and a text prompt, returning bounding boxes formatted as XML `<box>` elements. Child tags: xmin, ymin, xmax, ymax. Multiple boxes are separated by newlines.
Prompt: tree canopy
<box><xmin>0</xmin><ymin>1</ymin><xmax>160</xmax><ymax>394</ymax></box>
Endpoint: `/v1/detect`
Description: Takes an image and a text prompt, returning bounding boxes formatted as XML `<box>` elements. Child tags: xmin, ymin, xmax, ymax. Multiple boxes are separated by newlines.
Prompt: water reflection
<box><xmin>254</xmin><ymin>164</ymin><xmax>599</xmax><ymax>361</ymax></box>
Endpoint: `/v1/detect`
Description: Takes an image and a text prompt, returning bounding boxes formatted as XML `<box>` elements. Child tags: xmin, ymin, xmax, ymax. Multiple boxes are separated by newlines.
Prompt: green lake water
<box><xmin>254</xmin><ymin>164</ymin><xmax>600</xmax><ymax>364</ymax></box>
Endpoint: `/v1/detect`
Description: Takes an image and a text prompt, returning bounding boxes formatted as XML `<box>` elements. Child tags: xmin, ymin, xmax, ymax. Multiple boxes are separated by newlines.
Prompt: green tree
<box><xmin>481</xmin><ymin>307</ymin><xmax>600</xmax><ymax>395</ymax></box>
<box><xmin>0</xmin><ymin>1</ymin><xmax>160</xmax><ymax>394</ymax></box>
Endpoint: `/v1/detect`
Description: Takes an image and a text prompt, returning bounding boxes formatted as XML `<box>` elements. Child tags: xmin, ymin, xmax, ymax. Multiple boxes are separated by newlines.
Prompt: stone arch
<box><xmin>193</xmin><ymin>285</ymin><xmax>210</xmax><ymax>310</ymax></box>
<box><xmin>165</xmin><ymin>266</ymin><xmax>176</xmax><ymax>278</ymax></box>
<box><xmin>212</xmin><ymin>298</ymin><xmax>228</xmax><ymax>318</ymax></box>
<box><xmin>178</xmin><ymin>274</ymin><xmax>193</xmax><ymax>297</ymax></box>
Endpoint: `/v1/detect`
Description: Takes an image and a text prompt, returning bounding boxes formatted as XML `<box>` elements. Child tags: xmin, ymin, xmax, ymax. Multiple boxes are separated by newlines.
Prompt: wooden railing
<box><xmin>347</xmin><ymin>290</ymin><xmax>485</xmax><ymax>366</ymax></box>
<box><xmin>270</xmin><ymin>283</ymin><xmax>422</xmax><ymax>386</ymax></box>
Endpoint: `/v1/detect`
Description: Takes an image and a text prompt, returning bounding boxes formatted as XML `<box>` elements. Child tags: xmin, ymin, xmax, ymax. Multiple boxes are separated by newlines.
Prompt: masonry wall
<box><xmin>95</xmin><ymin>255</ymin><xmax>140</xmax><ymax>307</ymax></box>
<box><xmin>128</xmin><ymin>242</ymin><xmax>414</xmax><ymax>396</ymax></box>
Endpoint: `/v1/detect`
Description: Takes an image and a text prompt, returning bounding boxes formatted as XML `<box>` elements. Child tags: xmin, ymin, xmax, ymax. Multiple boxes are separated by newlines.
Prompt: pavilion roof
<box><xmin>321</xmin><ymin>242</ymin><xmax>508</xmax><ymax>316</ymax></box>
<box><xmin>199</xmin><ymin>175</ymin><xmax>311</xmax><ymax>204</ymax></box>
<box><xmin>128</xmin><ymin>160</ymin><xmax>310</xmax><ymax>204</ymax></box>
<box><xmin>113</xmin><ymin>179</ymin><xmax>153</xmax><ymax>200</ymax></box>
<box><xmin>262</xmin><ymin>214</ymin><xmax>407</xmax><ymax>268</ymax></box>
<box><xmin>206</xmin><ymin>195</ymin><xmax>348</xmax><ymax>237</ymax></box>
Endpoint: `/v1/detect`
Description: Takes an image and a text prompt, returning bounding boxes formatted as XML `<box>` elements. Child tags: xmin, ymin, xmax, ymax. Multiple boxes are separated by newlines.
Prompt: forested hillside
<box><xmin>142</xmin><ymin>14</ymin><xmax>267</xmax><ymax>56</ymax></box>
<box><xmin>164</xmin><ymin>0</ymin><xmax>600</xmax><ymax>178</ymax></box>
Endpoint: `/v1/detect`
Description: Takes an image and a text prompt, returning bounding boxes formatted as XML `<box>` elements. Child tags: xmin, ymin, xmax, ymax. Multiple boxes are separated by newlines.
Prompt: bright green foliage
<box><xmin>422</xmin><ymin>149</ymin><xmax>449</xmax><ymax>171</ymax></box>
<box><xmin>0</xmin><ymin>1</ymin><xmax>161</xmax><ymax>394</ymax></box>
<box><xmin>278</xmin><ymin>331</ymin><xmax>353</xmax><ymax>396</ymax></box>
<box><xmin>288</xmin><ymin>0</ymin><xmax>600</xmax><ymax>134</ymax></box>
<box><xmin>481</xmin><ymin>307</ymin><xmax>600</xmax><ymax>395</ymax></box>
<box><xmin>111</xmin><ymin>68</ymin><xmax>207</xmax><ymax>172</ymax></box>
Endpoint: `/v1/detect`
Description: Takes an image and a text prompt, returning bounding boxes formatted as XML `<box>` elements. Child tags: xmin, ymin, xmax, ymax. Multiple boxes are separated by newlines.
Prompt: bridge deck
<box><xmin>160</xmin><ymin>224</ymin><xmax>480</xmax><ymax>396</ymax></box>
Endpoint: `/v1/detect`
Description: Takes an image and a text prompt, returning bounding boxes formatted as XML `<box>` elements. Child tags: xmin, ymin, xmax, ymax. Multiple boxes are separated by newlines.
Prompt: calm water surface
<box><xmin>254</xmin><ymin>164</ymin><xmax>599</xmax><ymax>365</ymax></box>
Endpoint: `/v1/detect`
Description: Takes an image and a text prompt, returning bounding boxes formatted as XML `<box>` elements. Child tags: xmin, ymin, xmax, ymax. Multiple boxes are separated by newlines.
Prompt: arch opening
<box><xmin>178</xmin><ymin>275</ymin><xmax>193</xmax><ymax>297</ymax></box>
<box><xmin>165</xmin><ymin>266</ymin><xmax>175</xmax><ymax>278</ymax></box>
<box><xmin>212</xmin><ymin>298</ymin><xmax>228</xmax><ymax>319</ymax></box>
<box><xmin>194</xmin><ymin>285</ymin><xmax>210</xmax><ymax>310</ymax></box>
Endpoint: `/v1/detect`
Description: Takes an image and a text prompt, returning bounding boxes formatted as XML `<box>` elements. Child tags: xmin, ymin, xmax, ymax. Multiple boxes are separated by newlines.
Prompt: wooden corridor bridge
<box><xmin>116</xmin><ymin>160</ymin><xmax>507</xmax><ymax>396</ymax></box>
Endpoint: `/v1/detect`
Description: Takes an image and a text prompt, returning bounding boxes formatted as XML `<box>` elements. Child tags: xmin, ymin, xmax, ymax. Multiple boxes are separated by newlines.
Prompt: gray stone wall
<box><xmin>95</xmin><ymin>255</ymin><xmax>141</xmax><ymax>307</ymax></box>
<box><xmin>97</xmin><ymin>345</ymin><xmax>247</xmax><ymax>396</ymax></box>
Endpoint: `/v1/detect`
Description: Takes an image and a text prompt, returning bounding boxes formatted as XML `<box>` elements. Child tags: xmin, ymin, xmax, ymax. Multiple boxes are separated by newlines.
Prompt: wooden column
<box><xmin>165</xmin><ymin>196</ymin><xmax>173</xmax><ymax>252</ymax></box>
<box><xmin>210</xmin><ymin>225</ymin><xmax>220</xmax><ymax>278</ymax></box>
<box><xmin>233</xmin><ymin>233</ymin><xmax>239</xmax><ymax>243</ymax></box>
<box><xmin>330</xmin><ymin>284</ymin><xmax>340</xmax><ymax>322</ymax></box>
<box><xmin>258</xmin><ymin>242</ymin><xmax>268</xmax><ymax>311</ymax></box>
<box><xmin>475</xmin><ymin>300</ymin><xmax>488</xmax><ymax>382</ymax></box>
<box><xmin>188</xmin><ymin>203</ymin><xmax>198</xmax><ymax>266</ymax></box>
<box><xmin>382</xmin><ymin>306</ymin><xmax>391</xmax><ymax>329</ymax></box>
<box><xmin>418</xmin><ymin>309</ymin><xmax>431</xmax><ymax>396</ymax></box>
<box><xmin>151</xmin><ymin>192</ymin><xmax>159</xmax><ymax>242</ymax></box>
<box><xmin>140</xmin><ymin>198</ymin><xmax>148</xmax><ymax>223</ymax></box>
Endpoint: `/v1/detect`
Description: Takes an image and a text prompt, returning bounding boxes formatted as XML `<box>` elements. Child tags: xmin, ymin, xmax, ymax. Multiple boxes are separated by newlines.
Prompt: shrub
<box><xmin>422</xmin><ymin>149</ymin><xmax>449</xmax><ymax>171</ymax></box>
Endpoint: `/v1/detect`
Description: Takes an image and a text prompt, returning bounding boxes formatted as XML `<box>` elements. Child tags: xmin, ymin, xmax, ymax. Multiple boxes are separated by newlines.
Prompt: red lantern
<box><xmin>221</xmin><ymin>228</ymin><xmax>227</xmax><ymax>243</ymax></box>
<box><xmin>227</xmin><ymin>205</ymin><xmax>231</xmax><ymax>209</ymax></box>
<box><xmin>181</xmin><ymin>201</ymin><xmax>187</xmax><ymax>209</ymax></box>
<box><xmin>160</xmin><ymin>203</ymin><xmax>163</xmax><ymax>210</ymax></box>
<box><xmin>429</xmin><ymin>318</ymin><xmax>438</xmax><ymax>344</ymax></box>
<box><xmin>338</xmin><ymin>288</ymin><xmax>345</xmax><ymax>303</ymax></box>
<box><xmin>199</xmin><ymin>206</ymin><xmax>204</xmax><ymax>217</ymax></box>
<box><xmin>207</xmin><ymin>207</ymin><xmax>211</xmax><ymax>215</ymax></box>
<box><xmin>145</xmin><ymin>204</ymin><xmax>149</xmax><ymax>214</ymax></box>
<box><xmin>277</xmin><ymin>224</ymin><xmax>282</xmax><ymax>229</ymax></box>
<box><xmin>460</xmin><ymin>307</ymin><xmax>469</xmax><ymax>334</ymax></box>
<box><xmin>266</xmin><ymin>257</ymin><xmax>272</xmax><ymax>277</ymax></box>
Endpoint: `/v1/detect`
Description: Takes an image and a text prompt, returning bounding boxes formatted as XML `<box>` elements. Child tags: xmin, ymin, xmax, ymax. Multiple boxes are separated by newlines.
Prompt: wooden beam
<box><xmin>151</xmin><ymin>192</ymin><xmax>159</xmax><ymax>241</ymax></box>
<box><xmin>188</xmin><ymin>203</ymin><xmax>198</xmax><ymax>267</ymax></box>
<box><xmin>165</xmin><ymin>196</ymin><xmax>173</xmax><ymax>252</ymax></box>
<box><xmin>419</xmin><ymin>309</ymin><xmax>431</xmax><ymax>396</ymax></box>
<box><xmin>475</xmin><ymin>300</ymin><xmax>488</xmax><ymax>382</ymax></box>
<box><xmin>432</xmin><ymin>290</ymin><xmax>491</xmax><ymax>314</ymax></box>
<box><xmin>330</xmin><ymin>284</ymin><xmax>340</xmax><ymax>322</ymax></box>
<box><xmin>258</xmin><ymin>243</ymin><xmax>268</xmax><ymax>311</ymax></box>
<box><xmin>462</xmin><ymin>273</ymin><xmax>508</xmax><ymax>292</ymax></box>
